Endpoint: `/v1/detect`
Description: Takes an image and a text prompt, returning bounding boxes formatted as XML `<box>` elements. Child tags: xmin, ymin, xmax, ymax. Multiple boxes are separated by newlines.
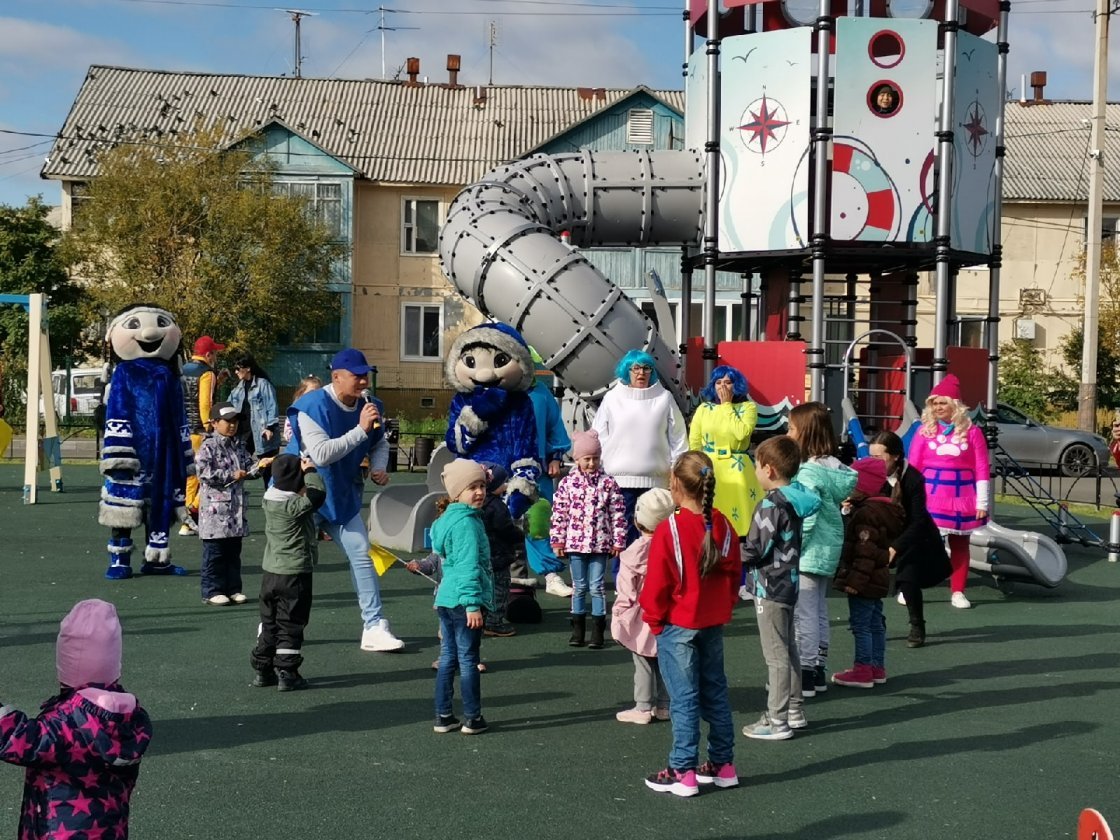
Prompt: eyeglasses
<box><xmin>631</xmin><ymin>364</ymin><xmax>653</xmax><ymax>373</ymax></box>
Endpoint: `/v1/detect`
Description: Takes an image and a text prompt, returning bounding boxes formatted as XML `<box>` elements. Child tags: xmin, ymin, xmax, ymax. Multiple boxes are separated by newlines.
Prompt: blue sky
<box><xmin>0</xmin><ymin>0</ymin><xmax>1111</xmax><ymax>208</ymax></box>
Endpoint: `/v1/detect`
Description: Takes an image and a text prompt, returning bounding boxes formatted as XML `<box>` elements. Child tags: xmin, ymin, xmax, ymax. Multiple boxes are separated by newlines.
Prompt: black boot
<box><xmin>276</xmin><ymin>668</ymin><xmax>308</xmax><ymax>691</ymax></box>
<box><xmin>588</xmin><ymin>615</ymin><xmax>607</xmax><ymax>650</ymax></box>
<box><xmin>907</xmin><ymin>621</ymin><xmax>926</xmax><ymax>648</ymax></box>
<box><xmin>251</xmin><ymin>668</ymin><xmax>278</xmax><ymax>688</ymax></box>
<box><xmin>568</xmin><ymin>614</ymin><xmax>586</xmax><ymax>647</ymax></box>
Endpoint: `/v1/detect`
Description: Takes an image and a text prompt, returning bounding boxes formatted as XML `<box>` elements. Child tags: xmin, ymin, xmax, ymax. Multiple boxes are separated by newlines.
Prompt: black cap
<box><xmin>210</xmin><ymin>401</ymin><xmax>239</xmax><ymax>422</ymax></box>
<box><xmin>271</xmin><ymin>454</ymin><xmax>305</xmax><ymax>492</ymax></box>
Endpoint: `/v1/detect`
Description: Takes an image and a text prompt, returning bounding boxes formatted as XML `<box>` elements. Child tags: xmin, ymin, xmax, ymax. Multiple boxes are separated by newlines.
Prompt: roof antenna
<box><xmin>377</xmin><ymin>5</ymin><xmax>420</xmax><ymax>80</ymax></box>
<box><xmin>277</xmin><ymin>9</ymin><xmax>317</xmax><ymax>78</ymax></box>
<box><xmin>488</xmin><ymin>19</ymin><xmax>499</xmax><ymax>86</ymax></box>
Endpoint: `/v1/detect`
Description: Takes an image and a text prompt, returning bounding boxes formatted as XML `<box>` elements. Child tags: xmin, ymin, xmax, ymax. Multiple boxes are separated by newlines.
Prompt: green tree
<box><xmin>1052</xmin><ymin>242</ymin><xmax>1120</xmax><ymax>414</ymax></box>
<box><xmin>997</xmin><ymin>338</ymin><xmax>1064</xmax><ymax>421</ymax></box>
<box><xmin>0</xmin><ymin>197</ymin><xmax>93</xmax><ymax>418</ymax></box>
<box><xmin>60</xmin><ymin>128</ymin><xmax>347</xmax><ymax>359</ymax></box>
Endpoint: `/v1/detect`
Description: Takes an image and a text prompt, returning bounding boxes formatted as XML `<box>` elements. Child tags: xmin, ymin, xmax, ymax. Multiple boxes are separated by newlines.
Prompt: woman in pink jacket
<box><xmin>611</xmin><ymin>488</ymin><xmax>677</xmax><ymax>724</ymax></box>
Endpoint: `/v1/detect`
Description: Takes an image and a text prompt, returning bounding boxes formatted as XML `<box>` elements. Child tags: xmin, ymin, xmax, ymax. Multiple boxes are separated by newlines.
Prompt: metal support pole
<box><xmin>904</xmin><ymin>271</ymin><xmax>919</xmax><ymax>347</ymax></box>
<box><xmin>1078</xmin><ymin>0</ymin><xmax>1110</xmax><ymax>431</ymax></box>
<box><xmin>1108</xmin><ymin>510</ymin><xmax>1120</xmax><ymax>563</ymax></box>
<box><xmin>987</xmin><ymin>1</ymin><xmax>1011</xmax><ymax>422</ymax></box>
<box><xmin>931</xmin><ymin>0</ymin><xmax>961</xmax><ymax>385</ymax></box>
<box><xmin>808</xmin><ymin>0</ymin><xmax>834</xmax><ymax>401</ymax></box>
<box><xmin>680</xmin><ymin>246</ymin><xmax>694</xmax><ymax>357</ymax></box>
<box><xmin>682</xmin><ymin>0</ymin><xmax>691</xmax><ymax>86</ymax></box>
<box><xmin>702</xmin><ymin>0</ymin><xmax>721</xmax><ymax>379</ymax></box>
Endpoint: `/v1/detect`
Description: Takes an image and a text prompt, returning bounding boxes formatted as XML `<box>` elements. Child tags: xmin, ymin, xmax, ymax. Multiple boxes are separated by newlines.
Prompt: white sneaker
<box><xmin>544</xmin><ymin>572</ymin><xmax>573</xmax><ymax>597</ymax></box>
<box><xmin>896</xmin><ymin>591</ymin><xmax>907</xmax><ymax>606</ymax></box>
<box><xmin>950</xmin><ymin>592</ymin><xmax>972</xmax><ymax>609</ymax></box>
<box><xmin>788</xmin><ymin>708</ymin><xmax>809</xmax><ymax>730</ymax></box>
<box><xmin>203</xmin><ymin>594</ymin><xmax>230</xmax><ymax>606</ymax></box>
<box><xmin>229</xmin><ymin>593</ymin><xmax>248</xmax><ymax>605</ymax></box>
<box><xmin>615</xmin><ymin>706</ymin><xmax>653</xmax><ymax>725</ymax></box>
<box><xmin>179</xmin><ymin>522</ymin><xmax>198</xmax><ymax>537</ymax></box>
<box><xmin>361</xmin><ymin>618</ymin><xmax>405</xmax><ymax>651</ymax></box>
<box><xmin>510</xmin><ymin>576</ymin><xmax>539</xmax><ymax>587</ymax></box>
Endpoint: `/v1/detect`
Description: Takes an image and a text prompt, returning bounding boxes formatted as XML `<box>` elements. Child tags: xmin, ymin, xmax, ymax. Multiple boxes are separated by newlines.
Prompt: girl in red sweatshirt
<box><xmin>640</xmin><ymin>451</ymin><xmax>742</xmax><ymax>798</ymax></box>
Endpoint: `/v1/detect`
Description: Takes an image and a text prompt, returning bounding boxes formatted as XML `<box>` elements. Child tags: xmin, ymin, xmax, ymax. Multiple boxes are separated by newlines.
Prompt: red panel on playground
<box><xmin>685</xmin><ymin>338</ymin><xmax>807</xmax><ymax>415</ymax></box>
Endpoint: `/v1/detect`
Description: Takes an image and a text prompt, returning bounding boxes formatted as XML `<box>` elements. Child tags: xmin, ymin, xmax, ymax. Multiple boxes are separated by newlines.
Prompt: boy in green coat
<box><xmin>250</xmin><ymin>454</ymin><xmax>326</xmax><ymax>691</ymax></box>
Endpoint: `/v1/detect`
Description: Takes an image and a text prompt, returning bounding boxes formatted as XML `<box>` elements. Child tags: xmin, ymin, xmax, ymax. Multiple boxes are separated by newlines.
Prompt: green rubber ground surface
<box><xmin>1</xmin><ymin>465</ymin><xmax>1118</xmax><ymax>838</ymax></box>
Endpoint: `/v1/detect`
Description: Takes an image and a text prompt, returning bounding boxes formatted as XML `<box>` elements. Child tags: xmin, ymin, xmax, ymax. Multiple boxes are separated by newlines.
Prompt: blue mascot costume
<box><xmin>99</xmin><ymin>304</ymin><xmax>195</xmax><ymax>579</ymax></box>
<box><xmin>445</xmin><ymin>322</ymin><xmax>540</xmax><ymax>518</ymax></box>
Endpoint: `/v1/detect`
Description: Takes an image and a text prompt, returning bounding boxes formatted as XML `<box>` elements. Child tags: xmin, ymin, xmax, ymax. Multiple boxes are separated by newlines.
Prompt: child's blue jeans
<box><xmin>435</xmin><ymin>606</ymin><xmax>482</xmax><ymax>721</ymax></box>
<box><xmin>848</xmin><ymin>595</ymin><xmax>886</xmax><ymax>667</ymax></box>
<box><xmin>568</xmin><ymin>552</ymin><xmax>607</xmax><ymax>616</ymax></box>
<box><xmin>656</xmin><ymin>624</ymin><xmax>735</xmax><ymax>771</ymax></box>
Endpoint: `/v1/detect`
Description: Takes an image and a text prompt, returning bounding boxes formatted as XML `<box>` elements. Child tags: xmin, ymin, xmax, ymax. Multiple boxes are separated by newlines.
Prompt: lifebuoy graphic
<box><xmin>831</xmin><ymin>138</ymin><xmax>901</xmax><ymax>242</ymax></box>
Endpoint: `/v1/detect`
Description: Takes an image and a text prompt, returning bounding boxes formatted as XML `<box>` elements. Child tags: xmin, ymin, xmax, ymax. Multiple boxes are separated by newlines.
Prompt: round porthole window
<box><xmin>868</xmin><ymin>29</ymin><xmax>906</xmax><ymax>69</ymax></box>
<box><xmin>885</xmin><ymin>0</ymin><xmax>934</xmax><ymax>17</ymax></box>
<box><xmin>780</xmin><ymin>0</ymin><xmax>819</xmax><ymax>26</ymax></box>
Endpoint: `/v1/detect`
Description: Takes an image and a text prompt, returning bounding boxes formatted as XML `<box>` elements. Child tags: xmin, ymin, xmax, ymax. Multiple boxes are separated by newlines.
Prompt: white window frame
<box><xmin>272</xmin><ymin>179</ymin><xmax>345</xmax><ymax>240</ymax></box>
<box><xmin>400</xmin><ymin>301</ymin><xmax>444</xmax><ymax>362</ymax></box>
<box><xmin>401</xmin><ymin>197</ymin><xmax>442</xmax><ymax>256</ymax></box>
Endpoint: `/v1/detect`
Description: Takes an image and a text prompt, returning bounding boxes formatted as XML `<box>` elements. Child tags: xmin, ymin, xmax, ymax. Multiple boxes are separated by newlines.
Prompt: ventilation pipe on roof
<box><xmin>406</xmin><ymin>57</ymin><xmax>420</xmax><ymax>86</ymax></box>
<box><xmin>439</xmin><ymin>149</ymin><xmax>705</xmax><ymax>407</ymax></box>
<box><xmin>447</xmin><ymin>54</ymin><xmax>461</xmax><ymax>88</ymax></box>
<box><xmin>1031</xmin><ymin>70</ymin><xmax>1048</xmax><ymax>104</ymax></box>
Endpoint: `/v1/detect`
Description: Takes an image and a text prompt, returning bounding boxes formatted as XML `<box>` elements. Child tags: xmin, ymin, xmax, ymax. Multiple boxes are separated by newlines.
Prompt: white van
<box><xmin>51</xmin><ymin>367</ymin><xmax>106</xmax><ymax>417</ymax></box>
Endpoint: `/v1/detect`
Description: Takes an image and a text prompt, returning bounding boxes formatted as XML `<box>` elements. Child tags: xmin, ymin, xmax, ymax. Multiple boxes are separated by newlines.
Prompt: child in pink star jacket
<box><xmin>0</xmin><ymin>599</ymin><xmax>152</xmax><ymax>840</ymax></box>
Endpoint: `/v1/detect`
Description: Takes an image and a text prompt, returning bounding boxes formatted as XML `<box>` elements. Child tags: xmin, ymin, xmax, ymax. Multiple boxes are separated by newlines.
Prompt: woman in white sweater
<box><xmin>591</xmin><ymin>349</ymin><xmax>687</xmax><ymax>546</ymax></box>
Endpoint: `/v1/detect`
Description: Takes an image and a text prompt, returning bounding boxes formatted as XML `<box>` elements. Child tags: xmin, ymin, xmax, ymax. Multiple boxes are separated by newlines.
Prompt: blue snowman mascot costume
<box><xmin>445</xmin><ymin>322</ymin><xmax>540</xmax><ymax>518</ymax></box>
<box><xmin>99</xmin><ymin>304</ymin><xmax>195</xmax><ymax>579</ymax></box>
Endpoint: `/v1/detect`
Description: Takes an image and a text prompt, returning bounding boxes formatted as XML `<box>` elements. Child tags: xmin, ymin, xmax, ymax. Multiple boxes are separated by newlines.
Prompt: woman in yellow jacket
<box><xmin>688</xmin><ymin>366</ymin><xmax>762</xmax><ymax>537</ymax></box>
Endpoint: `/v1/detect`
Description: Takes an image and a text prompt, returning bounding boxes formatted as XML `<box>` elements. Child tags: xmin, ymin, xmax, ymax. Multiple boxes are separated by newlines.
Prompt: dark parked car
<box><xmin>989</xmin><ymin>403</ymin><xmax>1112</xmax><ymax>477</ymax></box>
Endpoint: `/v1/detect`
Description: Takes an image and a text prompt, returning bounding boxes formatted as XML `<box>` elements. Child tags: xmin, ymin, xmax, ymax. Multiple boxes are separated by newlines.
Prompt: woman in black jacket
<box><xmin>868</xmin><ymin>431</ymin><xmax>952</xmax><ymax>648</ymax></box>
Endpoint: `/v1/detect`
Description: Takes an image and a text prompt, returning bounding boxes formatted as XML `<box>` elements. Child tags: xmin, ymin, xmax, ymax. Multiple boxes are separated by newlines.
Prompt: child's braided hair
<box><xmin>672</xmin><ymin>451</ymin><xmax>721</xmax><ymax>577</ymax></box>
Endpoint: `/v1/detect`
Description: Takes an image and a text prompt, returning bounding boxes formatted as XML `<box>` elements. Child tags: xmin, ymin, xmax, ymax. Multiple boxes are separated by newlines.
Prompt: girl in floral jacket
<box><xmin>196</xmin><ymin>402</ymin><xmax>268</xmax><ymax>606</ymax></box>
<box><xmin>1</xmin><ymin>599</ymin><xmax>152</xmax><ymax>840</ymax></box>
<box><xmin>551</xmin><ymin>430</ymin><xmax>627</xmax><ymax>649</ymax></box>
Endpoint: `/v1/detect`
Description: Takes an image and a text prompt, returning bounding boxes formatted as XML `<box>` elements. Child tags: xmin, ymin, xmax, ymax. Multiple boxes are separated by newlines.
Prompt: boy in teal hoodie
<box><xmin>740</xmin><ymin>436</ymin><xmax>822</xmax><ymax>741</ymax></box>
<box><xmin>430</xmin><ymin>459</ymin><xmax>495</xmax><ymax>736</ymax></box>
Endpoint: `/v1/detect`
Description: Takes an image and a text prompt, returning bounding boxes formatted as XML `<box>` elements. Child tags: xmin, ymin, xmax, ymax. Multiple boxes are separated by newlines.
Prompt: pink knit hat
<box><xmin>929</xmin><ymin>374</ymin><xmax>962</xmax><ymax>402</ymax></box>
<box><xmin>56</xmin><ymin>599</ymin><xmax>123</xmax><ymax>688</ymax></box>
<box><xmin>852</xmin><ymin>457</ymin><xmax>888</xmax><ymax>498</ymax></box>
<box><xmin>572</xmin><ymin>430</ymin><xmax>602</xmax><ymax>460</ymax></box>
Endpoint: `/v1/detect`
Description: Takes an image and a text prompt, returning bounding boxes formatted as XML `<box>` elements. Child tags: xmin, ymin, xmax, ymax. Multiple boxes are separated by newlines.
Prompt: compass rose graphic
<box><xmin>960</xmin><ymin>100</ymin><xmax>990</xmax><ymax>158</ymax></box>
<box><xmin>737</xmin><ymin>95</ymin><xmax>791</xmax><ymax>156</ymax></box>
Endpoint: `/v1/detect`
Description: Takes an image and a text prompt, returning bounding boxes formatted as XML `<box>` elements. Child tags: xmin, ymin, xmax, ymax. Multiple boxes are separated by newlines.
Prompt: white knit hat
<box><xmin>441</xmin><ymin>458</ymin><xmax>487</xmax><ymax>501</ymax></box>
<box><xmin>635</xmin><ymin>488</ymin><xmax>676</xmax><ymax>532</ymax></box>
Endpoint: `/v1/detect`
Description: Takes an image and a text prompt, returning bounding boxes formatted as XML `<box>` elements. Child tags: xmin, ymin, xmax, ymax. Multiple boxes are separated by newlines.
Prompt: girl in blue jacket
<box><xmin>788</xmin><ymin>402</ymin><xmax>857</xmax><ymax>698</ymax></box>
<box><xmin>430</xmin><ymin>459</ymin><xmax>495</xmax><ymax>736</ymax></box>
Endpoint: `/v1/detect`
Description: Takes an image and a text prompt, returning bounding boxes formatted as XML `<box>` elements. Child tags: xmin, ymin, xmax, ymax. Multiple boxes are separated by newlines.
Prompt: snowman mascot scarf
<box><xmin>99</xmin><ymin>304</ymin><xmax>195</xmax><ymax>579</ymax></box>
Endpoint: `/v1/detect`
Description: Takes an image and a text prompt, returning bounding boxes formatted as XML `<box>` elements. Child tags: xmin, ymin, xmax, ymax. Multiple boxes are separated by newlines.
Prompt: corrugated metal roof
<box><xmin>41</xmin><ymin>65</ymin><xmax>685</xmax><ymax>187</ymax></box>
<box><xmin>42</xmin><ymin>67</ymin><xmax>1112</xmax><ymax>204</ymax></box>
<box><xmin>1003</xmin><ymin>100</ymin><xmax>1119</xmax><ymax>203</ymax></box>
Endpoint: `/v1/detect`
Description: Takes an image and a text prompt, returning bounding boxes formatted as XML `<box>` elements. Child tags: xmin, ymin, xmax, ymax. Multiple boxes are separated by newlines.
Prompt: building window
<box><xmin>627</xmin><ymin>109</ymin><xmax>655</xmax><ymax>145</ymax></box>
<box><xmin>955</xmin><ymin>317</ymin><xmax>987</xmax><ymax>348</ymax></box>
<box><xmin>69</xmin><ymin>182</ymin><xmax>92</xmax><ymax>230</ymax></box>
<box><xmin>402</xmin><ymin>303</ymin><xmax>443</xmax><ymax>360</ymax></box>
<box><xmin>402</xmin><ymin>198</ymin><xmax>440</xmax><ymax>255</ymax></box>
<box><xmin>273</xmin><ymin>181</ymin><xmax>344</xmax><ymax>239</ymax></box>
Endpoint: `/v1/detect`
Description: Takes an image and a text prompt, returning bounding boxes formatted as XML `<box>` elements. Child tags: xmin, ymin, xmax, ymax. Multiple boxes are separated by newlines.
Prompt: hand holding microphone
<box><xmin>359</xmin><ymin>402</ymin><xmax>381</xmax><ymax>433</ymax></box>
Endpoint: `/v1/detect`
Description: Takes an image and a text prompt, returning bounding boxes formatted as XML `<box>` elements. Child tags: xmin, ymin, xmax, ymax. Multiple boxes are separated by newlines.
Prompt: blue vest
<box><xmin>286</xmin><ymin>390</ymin><xmax>384</xmax><ymax>525</ymax></box>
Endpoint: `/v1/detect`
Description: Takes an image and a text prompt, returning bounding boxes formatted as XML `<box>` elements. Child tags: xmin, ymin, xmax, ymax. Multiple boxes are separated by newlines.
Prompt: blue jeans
<box><xmin>656</xmin><ymin>624</ymin><xmax>735</xmax><ymax>771</ymax></box>
<box><xmin>321</xmin><ymin>512</ymin><xmax>384</xmax><ymax>629</ymax></box>
<box><xmin>848</xmin><ymin>596</ymin><xmax>885</xmax><ymax>668</ymax></box>
<box><xmin>794</xmin><ymin>572</ymin><xmax>830</xmax><ymax>669</ymax></box>
<box><xmin>568</xmin><ymin>553</ymin><xmax>607</xmax><ymax>616</ymax></box>
<box><xmin>435</xmin><ymin>606</ymin><xmax>483</xmax><ymax>721</ymax></box>
<box><xmin>200</xmin><ymin>537</ymin><xmax>242</xmax><ymax>598</ymax></box>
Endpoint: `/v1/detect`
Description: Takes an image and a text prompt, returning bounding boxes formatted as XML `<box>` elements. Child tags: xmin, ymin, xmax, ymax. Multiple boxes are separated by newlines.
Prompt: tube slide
<box><xmin>439</xmin><ymin>149</ymin><xmax>704</xmax><ymax>407</ymax></box>
<box><xmin>967</xmin><ymin>521</ymin><xmax>1068</xmax><ymax>588</ymax></box>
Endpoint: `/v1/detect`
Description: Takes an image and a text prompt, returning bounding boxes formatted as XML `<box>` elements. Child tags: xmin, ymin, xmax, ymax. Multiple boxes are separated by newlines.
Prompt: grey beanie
<box><xmin>635</xmin><ymin>487</ymin><xmax>676</xmax><ymax>532</ymax></box>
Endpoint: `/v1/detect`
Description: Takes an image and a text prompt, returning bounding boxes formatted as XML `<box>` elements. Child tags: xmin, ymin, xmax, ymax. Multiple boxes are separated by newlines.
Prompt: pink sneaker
<box><xmin>695</xmin><ymin>760</ymin><xmax>739</xmax><ymax>789</ymax></box>
<box><xmin>871</xmin><ymin>666</ymin><xmax>887</xmax><ymax>685</ymax></box>
<box><xmin>645</xmin><ymin>767</ymin><xmax>699</xmax><ymax>797</ymax></box>
<box><xmin>831</xmin><ymin>664</ymin><xmax>875</xmax><ymax>688</ymax></box>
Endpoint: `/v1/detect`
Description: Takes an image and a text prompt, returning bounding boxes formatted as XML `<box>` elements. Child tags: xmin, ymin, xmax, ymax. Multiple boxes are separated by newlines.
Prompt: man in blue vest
<box><xmin>287</xmin><ymin>348</ymin><xmax>402</xmax><ymax>652</ymax></box>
